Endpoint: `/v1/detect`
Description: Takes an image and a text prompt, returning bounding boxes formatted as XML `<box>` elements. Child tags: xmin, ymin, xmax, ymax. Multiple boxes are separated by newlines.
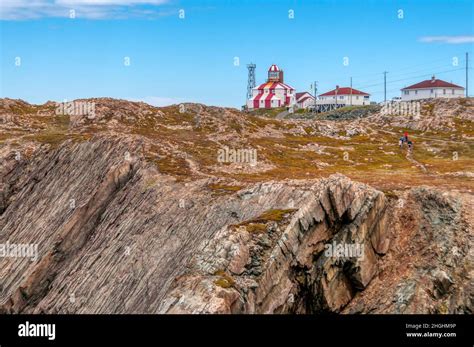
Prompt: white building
<box><xmin>247</xmin><ymin>64</ymin><xmax>296</xmax><ymax>109</ymax></box>
<box><xmin>295</xmin><ymin>92</ymin><xmax>315</xmax><ymax>109</ymax></box>
<box><xmin>400</xmin><ymin>76</ymin><xmax>465</xmax><ymax>101</ymax></box>
<box><xmin>318</xmin><ymin>86</ymin><xmax>370</xmax><ymax>106</ymax></box>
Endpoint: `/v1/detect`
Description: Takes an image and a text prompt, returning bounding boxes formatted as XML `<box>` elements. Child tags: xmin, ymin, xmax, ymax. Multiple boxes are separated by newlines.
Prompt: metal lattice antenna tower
<box><xmin>247</xmin><ymin>63</ymin><xmax>256</xmax><ymax>100</ymax></box>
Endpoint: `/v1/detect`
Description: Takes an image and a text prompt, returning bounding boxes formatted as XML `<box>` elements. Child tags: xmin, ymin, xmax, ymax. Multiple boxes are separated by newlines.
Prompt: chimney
<box><xmin>431</xmin><ymin>75</ymin><xmax>436</xmax><ymax>83</ymax></box>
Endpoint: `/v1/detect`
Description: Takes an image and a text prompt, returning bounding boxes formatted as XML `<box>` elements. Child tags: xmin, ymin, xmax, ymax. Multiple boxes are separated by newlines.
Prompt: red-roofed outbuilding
<box><xmin>400</xmin><ymin>76</ymin><xmax>465</xmax><ymax>100</ymax></box>
<box><xmin>318</xmin><ymin>85</ymin><xmax>371</xmax><ymax>106</ymax></box>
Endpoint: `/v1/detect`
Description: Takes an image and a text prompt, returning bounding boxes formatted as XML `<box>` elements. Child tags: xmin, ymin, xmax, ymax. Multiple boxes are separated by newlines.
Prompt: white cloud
<box><xmin>0</xmin><ymin>0</ymin><xmax>170</xmax><ymax>20</ymax></box>
<box><xmin>419</xmin><ymin>36</ymin><xmax>474</xmax><ymax>44</ymax></box>
<box><xmin>56</xmin><ymin>0</ymin><xmax>167</xmax><ymax>5</ymax></box>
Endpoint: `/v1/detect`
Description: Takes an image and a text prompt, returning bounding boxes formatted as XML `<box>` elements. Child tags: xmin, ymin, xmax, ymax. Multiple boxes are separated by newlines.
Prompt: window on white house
<box><xmin>339</xmin><ymin>96</ymin><xmax>344</xmax><ymax>99</ymax></box>
<box><xmin>356</xmin><ymin>96</ymin><xmax>359</xmax><ymax>100</ymax></box>
<box><xmin>431</xmin><ymin>89</ymin><xmax>433</xmax><ymax>93</ymax></box>
<box><xmin>415</xmin><ymin>90</ymin><xmax>418</xmax><ymax>95</ymax></box>
<box><xmin>452</xmin><ymin>89</ymin><xmax>455</xmax><ymax>94</ymax></box>
<box><xmin>443</xmin><ymin>89</ymin><xmax>446</xmax><ymax>94</ymax></box>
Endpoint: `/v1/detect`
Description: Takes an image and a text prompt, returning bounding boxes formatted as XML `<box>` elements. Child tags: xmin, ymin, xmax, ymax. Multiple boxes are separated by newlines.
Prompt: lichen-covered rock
<box><xmin>0</xmin><ymin>97</ymin><xmax>471</xmax><ymax>315</ymax></box>
<box><xmin>160</xmin><ymin>174</ymin><xmax>389</xmax><ymax>313</ymax></box>
<box><xmin>343</xmin><ymin>187</ymin><xmax>473</xmax><ymax>314</ymax></box>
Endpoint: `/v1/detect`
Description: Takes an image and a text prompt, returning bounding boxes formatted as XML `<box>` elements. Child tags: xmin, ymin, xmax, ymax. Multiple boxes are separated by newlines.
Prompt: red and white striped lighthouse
<box><xmin>247</xmin><ymin>64</ymin><xmax>296</xmax><ymax>109</ymax></box>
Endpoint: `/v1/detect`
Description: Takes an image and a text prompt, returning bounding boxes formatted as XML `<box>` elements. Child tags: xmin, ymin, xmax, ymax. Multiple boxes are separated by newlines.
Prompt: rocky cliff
<box><xmin>0</xmin><ymin>98</ymin><xmax>472</xmax><ymax>314</ymax></box>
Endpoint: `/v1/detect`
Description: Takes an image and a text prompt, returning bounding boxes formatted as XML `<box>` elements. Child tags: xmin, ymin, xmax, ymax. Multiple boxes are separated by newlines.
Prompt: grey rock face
<box><xmin>159</xmin><ymin>174</ymin><xmax>389</xmax><ymax>314</ymax></box>
<box><xmin>0</xmin><ymin>137</ymin><xmax>389</xmax><ymax>313</ymax></box>
<box><xmin>0</xmin><ymin>96</ymin><xmax>471</xmax><ymax>314</ymax></box>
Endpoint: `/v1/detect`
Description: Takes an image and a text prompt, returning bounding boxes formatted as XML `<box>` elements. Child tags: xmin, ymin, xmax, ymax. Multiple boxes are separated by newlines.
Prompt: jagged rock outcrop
<box><xmin>343</xmin><ymin>187</ymin><xmax>473</xmax><ymax>314</ymax></box>
<box><xmin>0</xmin><ymin>97</ymin><xmax>472</xmax><ymax>314</ymax></box>
<box><xmin>0</xmin><ymin>135</ymin><xmax>389</xmax><ymax>313</ymax></box>
<box><xmin>158</xmin><ymin>174</ymin><xmax>389</xmax><ymax>313</ymax></box>
<box><xmin>365</xmin><ymin>97</ymin><xmax>474</xmax><ymax>131</ymax></box>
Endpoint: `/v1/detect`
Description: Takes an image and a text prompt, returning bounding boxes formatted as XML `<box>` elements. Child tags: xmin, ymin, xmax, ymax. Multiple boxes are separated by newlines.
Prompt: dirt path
<box><xmin>275</xmin><ymin>110</ymin><xmax>290</xmax><ymax>119</ymax></box>
<box><xmin>368</xmin><ymin>126</ymin><xmax>430</xmax><ymax>174</ymax></box>
<box><xmin>405</xmin><ymin>151</ymin><xmax>428</xmax><ymax>173</ymax></box>
<box><xmin>376</xmin><ymin>128</ymin><xmax>474</xmax><ymax>144</ymax></box>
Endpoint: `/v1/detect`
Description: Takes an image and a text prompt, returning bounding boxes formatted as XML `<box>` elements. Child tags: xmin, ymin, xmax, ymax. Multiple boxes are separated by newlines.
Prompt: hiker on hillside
<box><xmin>407</xmin><ymin>139</ymin><xmax>413</xmax><ymax>153</ymax></box>
<box><xmin>399</xmin><ymin>136</ymin><xmax>405</xmax><ymax>148</ymax></box>
<box><xmin>404</xmin><ymin>131</ymin><xmax>409</xmax><ymax>143</ymax></box>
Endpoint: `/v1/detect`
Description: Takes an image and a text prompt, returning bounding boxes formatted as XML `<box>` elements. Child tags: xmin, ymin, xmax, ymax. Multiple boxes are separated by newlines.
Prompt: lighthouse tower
<box><xmin>267</xmin><ymin>64</ymin><xmax>284</xmax><ymax>83</ymax></box>
<box><xmin>247</xmin><ymin>64</ymin><xmax>296</xmax><ymax>110</ymax></box>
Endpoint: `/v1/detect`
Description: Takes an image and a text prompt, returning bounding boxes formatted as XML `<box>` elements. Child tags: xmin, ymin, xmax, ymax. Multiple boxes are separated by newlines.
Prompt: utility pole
<box><xmin>313</xmin><ymin>81</ymin><xmax>318</xmax><ymax>114</ymax></box>
<box><xmin>314</xmin><ymin>81</ymin><xmax>318</xmax><ymax>100</ymax></box>
<box><xmin>383</xmin><ymin>71</ymin><xmax>388</xmax><ymax>102</ymax></box>
<box><xmin>466</xmin><ymin>52</ymin><xmax>469</xmax><ymax>97</ymax></box>
<box><xmin>350</xmin><ymin>77</ymin><xmax>353</xmax><ymax>106</ymax></box>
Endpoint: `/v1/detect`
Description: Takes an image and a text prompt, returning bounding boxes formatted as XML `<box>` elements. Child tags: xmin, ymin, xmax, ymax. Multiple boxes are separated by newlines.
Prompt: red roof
<box><xmin>268</xmin><ymin>64</ymin><xmax>280</xmax><ymax>72</ymax></box>
<box><xmin>255</xmin><ymin>81</ymin><xmax>294</xmax><ymax>90</ymax></box>
<box><xmin>401</xmin><ymin>77</ymin><xmax>464</xmax><ymax>90</ymax></box>
<box><xmin>298</xmin><ymin>96</ymin><xmax>313</xmax><ymax>103</ymax></box>
<box><xmin>296</xmin><ymin>92</ymin><xmax>314</xmax><ymax>101</ymax></box>
<box><xmin>319</xmin><ymin>87</ymin><xmax>369</xmax><ymax>96</ymax></box>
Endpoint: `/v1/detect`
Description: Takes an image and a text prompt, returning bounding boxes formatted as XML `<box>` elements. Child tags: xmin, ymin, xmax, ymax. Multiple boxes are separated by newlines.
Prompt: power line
<box><xmin>383</xmin><ymin>56</ymin><xmax>453</xmax><ymax>73</ymax></box>
<box><xmin>346</xmin><ymin>54</ymin><xmax>458</xmax><ymax>75</ymax></box>
<box><xmin>348</xmin><ymin>54</ymin><xmax>469</xmax><ymax>86</ymax></box>
<box><xmin>387</xmin><ymin>63</ymin><xmax>464</xmax><ymax>79</ymax></box>
<box><xmin>353</xmin><ymin>68</ymin><xmax>464</xmax><ymax>90</ymax></box>
<box><xmin>352</xmin><ymin>64</ymin><xmax>460</xmax><ymax>87</ymax></box>
<box><xmin>350</xmin><ymin>70</ymin><xmax>386</xmax><ymax>79</ymax></box>
<box><xmin>316</xmin><ymin>53</ymin><xmax>471</xmax><ymax>100</ymax></box>
<box><xmin>389</xmin><ymin>68</ymin><xmax>464</xmax><ymax>85</ymax></box>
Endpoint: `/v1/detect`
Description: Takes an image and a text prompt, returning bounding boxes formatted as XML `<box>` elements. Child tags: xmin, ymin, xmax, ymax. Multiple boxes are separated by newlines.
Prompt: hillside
<box><xmin>0</xmin><ymin>97</ymin><xmax>472</xmax><ymax>313</ymax></box>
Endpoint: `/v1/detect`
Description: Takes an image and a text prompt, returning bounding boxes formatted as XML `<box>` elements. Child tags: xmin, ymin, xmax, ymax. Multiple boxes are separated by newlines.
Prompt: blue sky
<box><xmin>1</xmin><ymin>0</ymin><xmax>473</xmax><ymax>107</ymax></box>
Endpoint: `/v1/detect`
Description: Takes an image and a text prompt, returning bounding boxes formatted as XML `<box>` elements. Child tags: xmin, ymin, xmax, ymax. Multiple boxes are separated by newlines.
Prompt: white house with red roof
<box><xmin>295</xmin><ymin>92</ymin><xmax>315</xmax><ymax>109</ymax></box>
<box><xmin>247</xmin><ymin>64</ymin><xmax>296</xmax><ymax>109</ymax></box>
<box><xmin>318</xmin><ymin>86</ymin><xmax>370</xmax><ymax>106</ymax></box>
<box><xmin>401</xmin><ymin>76</ymin><xmax>465</xmax><ymax>101</ymax></box>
